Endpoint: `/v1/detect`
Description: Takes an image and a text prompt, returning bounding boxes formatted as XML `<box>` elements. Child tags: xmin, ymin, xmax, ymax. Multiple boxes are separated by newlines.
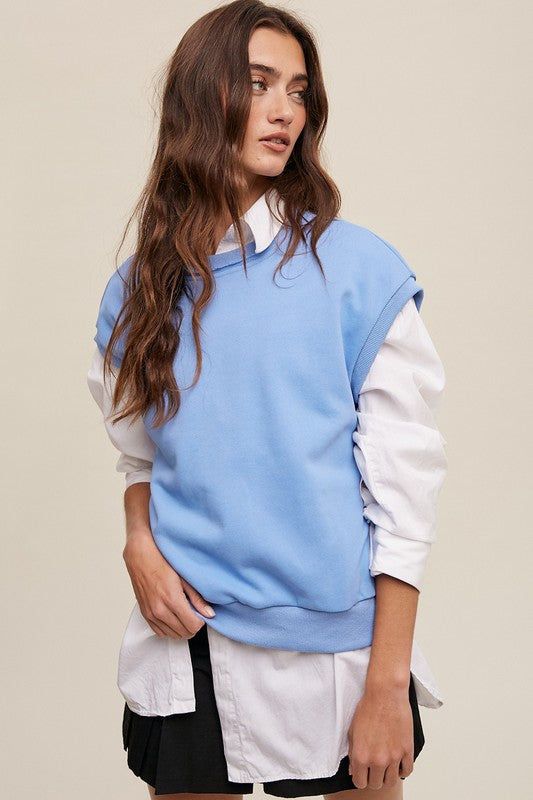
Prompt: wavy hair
<box><xmin>104</xmin><ymin>0</ymin><xmax>341</xmax><ymax>428</ymax></box>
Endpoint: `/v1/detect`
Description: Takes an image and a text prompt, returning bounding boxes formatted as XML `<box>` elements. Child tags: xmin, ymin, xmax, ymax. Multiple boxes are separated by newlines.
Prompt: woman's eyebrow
<box><xmin>249</xmin><ymin>62</ymin><xmax>309</xmax><ymax>83</ymax></box>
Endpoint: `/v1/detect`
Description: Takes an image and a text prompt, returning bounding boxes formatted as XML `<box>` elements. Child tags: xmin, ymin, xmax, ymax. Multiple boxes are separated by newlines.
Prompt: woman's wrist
<box><xmin>122</xmin><ymin>526</ymin><xmax>158</xmax><ymax>569</ymax></box>
<box><xmin>365</xmin><ymin>573</ymin><xmax>418</xmax><ymax>693</ymax></box>
<box><xmin>125</xmin><ymin>524</ymin><xmax>154</xmax><ymax>543</ymax></box>
<box><xmin>365</xmin><ymin>666</ymin><xmax>411</xmax><ymax>694</ymax></box>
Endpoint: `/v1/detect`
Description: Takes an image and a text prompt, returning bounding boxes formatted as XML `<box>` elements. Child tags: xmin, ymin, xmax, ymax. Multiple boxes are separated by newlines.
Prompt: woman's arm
<box><xmin>87</xmin><ymin>346</ymin><xmax>216</xmax><ymax>638</ymax></box>
<box><xmin>352</xmin><ymin>296</ymin><xmax>448</xmax><ymax>593</ymax></box>
<box><xmin>349</xmin><ymin>574</ymin><xmax>419</xmax><ymax>789</ymax></box>
<box><xmin>124</xmin><ymin>480</ymin><xmax>152</xmax><ymax>540</ymax></box>
<box><xmin>122</xmin><ymin>482</ymin><xmax>216</xmax><ymax>639</ymax></box>
<box><xmin>348</xmin><ymin>297</ymin><xmax>448</xmax><ymax>790</ymax></box>
<box><xmin>366</xmin><ymin>573</ymin><xmax>418</xmax><ymax>691</ymax></box>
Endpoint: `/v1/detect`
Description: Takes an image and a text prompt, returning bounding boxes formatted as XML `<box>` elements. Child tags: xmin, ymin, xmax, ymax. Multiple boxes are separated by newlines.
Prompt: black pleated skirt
<box><xmin>122</xmin><ymin>623</ymin><xmax>425</xmax><ymax>797</ymax></box>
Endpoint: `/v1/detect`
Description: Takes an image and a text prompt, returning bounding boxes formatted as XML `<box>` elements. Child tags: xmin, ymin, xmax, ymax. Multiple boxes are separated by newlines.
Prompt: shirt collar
<box><xmin>216</xmin><ymin>187</ymin><xmax>285</xmax><ymax>255</ymax></box>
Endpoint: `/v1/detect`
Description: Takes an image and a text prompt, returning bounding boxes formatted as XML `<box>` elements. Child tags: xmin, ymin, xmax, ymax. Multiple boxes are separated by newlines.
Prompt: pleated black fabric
<box><xmin>122</xmin><ymin>623</ymin><xmax>425</xmax><ymax>797</ymax></box>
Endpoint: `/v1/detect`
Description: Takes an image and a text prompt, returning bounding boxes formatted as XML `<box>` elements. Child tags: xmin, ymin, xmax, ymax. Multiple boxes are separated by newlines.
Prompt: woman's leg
<box><xmin>324</xmin><ymin>784</ymin><xmax>402</xmax><ymax>800</ymax></box>
<box><xmin>147</xmin><ymin>787</ymin><xmax>244</xmax><ymax>800</ymax></box>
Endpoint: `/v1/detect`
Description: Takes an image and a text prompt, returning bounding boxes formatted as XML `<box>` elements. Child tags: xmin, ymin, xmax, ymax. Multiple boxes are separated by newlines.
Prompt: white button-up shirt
<box><xmin>87</xmin><ymin>189</ymin><xmax>447</xmax><ymax>783</ymax></box>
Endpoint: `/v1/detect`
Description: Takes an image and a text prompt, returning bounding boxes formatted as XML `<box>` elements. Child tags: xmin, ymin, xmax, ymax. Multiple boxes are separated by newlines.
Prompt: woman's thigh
<box><xmin>325</xmin><ymin>783</ymin><xmax>402</xmax><ymax>800</ymax></box>
<box><xmin>147</xmin><ymin>786</ymin><xmax>243</xmax><ymax>800</ymax></box>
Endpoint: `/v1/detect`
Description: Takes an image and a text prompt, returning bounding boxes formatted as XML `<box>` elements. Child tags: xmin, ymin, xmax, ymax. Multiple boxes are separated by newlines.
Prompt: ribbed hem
<box><xmin>193</xmin><ymin>596</ymin><xmax>376</xmax><ymax>653</ymax></box>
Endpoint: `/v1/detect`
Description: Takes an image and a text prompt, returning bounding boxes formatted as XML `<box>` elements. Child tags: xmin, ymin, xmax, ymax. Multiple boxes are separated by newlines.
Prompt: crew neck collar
<box><xmin>208</xmin><ymin>226</ymin><xmax>285</xmax><ymax>271</ymax></box>
<box><xmin>208</xmin><ymin>187</ymin><xmax>285</xmax><ymax>270</ymax></box>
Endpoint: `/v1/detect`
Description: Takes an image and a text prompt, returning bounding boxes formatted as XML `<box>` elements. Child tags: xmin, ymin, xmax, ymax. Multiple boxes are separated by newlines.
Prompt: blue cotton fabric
<box><xmin>93</xmin><ymin>215</ymin><xmax>423</xmax><ymax>652</ymax></box>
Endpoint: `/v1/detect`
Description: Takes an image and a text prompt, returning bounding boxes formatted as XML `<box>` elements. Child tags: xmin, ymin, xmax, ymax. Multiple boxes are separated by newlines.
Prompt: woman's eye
<box><xmin>251</xmin><ymin>78</ymin><xmax>307</xmax><ymax>103</ymax></box>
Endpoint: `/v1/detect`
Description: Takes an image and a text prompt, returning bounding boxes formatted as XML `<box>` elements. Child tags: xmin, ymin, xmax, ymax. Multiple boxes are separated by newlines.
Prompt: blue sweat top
<box><xmin>94</xmin><ymin>213</ymin><xmax>424</xmax><ymax>652</ymax></box>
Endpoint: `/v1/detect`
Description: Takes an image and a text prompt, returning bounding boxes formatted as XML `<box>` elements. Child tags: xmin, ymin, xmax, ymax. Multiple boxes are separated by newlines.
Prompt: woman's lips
<box><xmin>260</xmin><ymin>140</ymin><xmax>288</xmax><ymax>153</ymax></box>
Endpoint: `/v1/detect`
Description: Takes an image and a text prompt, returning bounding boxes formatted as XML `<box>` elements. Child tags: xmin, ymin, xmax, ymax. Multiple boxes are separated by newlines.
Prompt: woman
<box><xmin>87</xmin><ymin>1</ymin><xmax>447</xmax><ymax>798</ymax></box>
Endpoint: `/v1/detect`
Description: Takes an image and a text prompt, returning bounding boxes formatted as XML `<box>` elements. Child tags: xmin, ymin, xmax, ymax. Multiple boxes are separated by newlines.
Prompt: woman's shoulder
<box><xmin>99</xmin><ymin>254</ymin><xmax>135</xmax><ymax>301</ymax></box>
<box><xmin>313</xmin><ymin>215</ymin><xmax>417</xmax><ymax>286</ymax></box>
<box><xmin>93</xmin><ymin>254</ymin><xmax>136</xmax><ymax>365</ymax></box>
<box><xmin>327</xmin><ymin>216</ymin><xmax>410</xmax><ymax>261</ymax></box>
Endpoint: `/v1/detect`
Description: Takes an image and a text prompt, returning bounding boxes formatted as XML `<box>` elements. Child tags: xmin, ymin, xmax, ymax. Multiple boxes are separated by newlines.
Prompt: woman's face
<box><xmin>240</xmin><ymin>27</ymin><xmax>308</xmax><ymax>195</ymax></box>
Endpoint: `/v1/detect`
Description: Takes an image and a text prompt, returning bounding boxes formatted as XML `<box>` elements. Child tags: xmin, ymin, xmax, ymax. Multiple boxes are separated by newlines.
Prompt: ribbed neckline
<box><xmin>207</xmin><ymin>222</ymin><xmax>288</xmax><ymax>271</ymax></box>
<box><xmin>207</xmin><ymin>239</ymin><xmax>258</xmax><ymax>271</ymax></box>
<box><xmin>204</xmin><ymin>210</ymin><xmax>316</xmax><ymax>273</ymax></box>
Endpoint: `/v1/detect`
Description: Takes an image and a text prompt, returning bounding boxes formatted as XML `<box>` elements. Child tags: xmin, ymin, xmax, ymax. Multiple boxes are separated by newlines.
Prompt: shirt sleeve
<box><xmin>351</xmin><ymin>297</ymin><xmax>448</xmax><ymax>592</ymax></box>
<box><xmin>86</xmin><ymin>346</ymin><xmax>155</xmax><ymax>488</ymax></box>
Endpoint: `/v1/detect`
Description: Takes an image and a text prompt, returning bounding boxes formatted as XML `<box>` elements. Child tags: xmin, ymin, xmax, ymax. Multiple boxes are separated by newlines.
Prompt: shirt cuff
<box><xmin>116</xmin><ymin>453</ymin><xmax>153</xmax><ymax>488</ymax></box>
<box><xmin>369</xmin><ymin>524</ymin><xmax>432</xmax><ymax>592</ymax></box>
<box><xmin>124</xmin><ymin>470</ymin><xmax>153</xmax><ymax>489</ymax></box>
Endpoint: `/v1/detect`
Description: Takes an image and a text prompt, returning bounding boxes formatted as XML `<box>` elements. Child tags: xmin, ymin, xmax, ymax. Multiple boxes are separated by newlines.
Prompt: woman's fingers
<box><xmin>348</xmin><ymin>685</ymin><xmax>413</xmax><ymax>790</ymax></box>
<box><xmin>383</xmin><ymin>760</ymin><xmax>403</xmax><ymax>787</ymax></box>
<box><xmin>146</xmin><ymin>618</ymin><xmax>172</xmax><ymax>638</ymax></box>
<box><xmin>351</xmin><ymin>764</ymin><xmax>368</xmax><ymax>789</ymax></box>
<box><xmin>352</xmin><ymin>760</ymin><xmax>403</xmax><ymax>791</ymax></box>
<box><xmin>180</xmin><ymin>578</ymin><xmax>217</xmax><ymax>619</ymax></box>
<box><xmin>144</xmin><ymin>602</ymin><xmax>195</xmax><ymax>639</ymax></box>
<box><xmin>367</xmin><ymin>764</ymin><xmax>388</xmax><ymax>790</ymax></box>
<box><xmin>399</xmin><ymin>752</ymin><xmax>414</xmax><ymax>778</ymax></box>
<box><xmin>159</xmin><ymin>581</ymin><xmax>210</xmax><ymax>637</ymax></box>
<box><xmin>123</xmin><ymin>533</ymin><xmax>204</xmax><ymax>638</ymax></box>
<box><xmin>142</xmin><ymin>588</ymin><xmax>204</xmax><ymax>638</ymax></box>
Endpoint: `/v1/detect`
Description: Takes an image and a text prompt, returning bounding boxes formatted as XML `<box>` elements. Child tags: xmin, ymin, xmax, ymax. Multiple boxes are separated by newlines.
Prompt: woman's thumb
<box><xmin>181</xmin><ymin>579</ymin><xmax>216</xmax><ymax>617</ymax></box>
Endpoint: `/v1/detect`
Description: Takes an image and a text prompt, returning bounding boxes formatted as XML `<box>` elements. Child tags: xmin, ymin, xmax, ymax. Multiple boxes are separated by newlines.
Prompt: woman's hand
<box><xmin>123</xmin><ymin>527</ymin><xmax>216</xmax><ymax>640</ymax></box>
<box><xmin>347</xmin><ymin>682</ymin><xmax>414</xmax><ymax>790</ymax></box>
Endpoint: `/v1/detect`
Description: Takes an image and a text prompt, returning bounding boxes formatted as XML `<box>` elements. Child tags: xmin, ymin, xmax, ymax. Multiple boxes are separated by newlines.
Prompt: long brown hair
<box><xmin>104</xmin><ymin>0</ymin><xmax>341</xmax><ymax>428</ymax></box>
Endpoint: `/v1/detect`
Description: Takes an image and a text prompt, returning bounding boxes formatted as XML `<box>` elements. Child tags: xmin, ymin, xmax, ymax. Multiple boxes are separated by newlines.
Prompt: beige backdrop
<box><xmin>3</xmin><ymin>1</ymin><xmax>531</xmax><ymax>797</ymax></box>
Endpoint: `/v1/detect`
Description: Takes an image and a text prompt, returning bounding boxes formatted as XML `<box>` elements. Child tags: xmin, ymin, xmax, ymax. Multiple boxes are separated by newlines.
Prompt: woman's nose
<box><xmin>267</xmin><ymin>89</ymin><xmax>294</xmax><ymax>124</ymax></box>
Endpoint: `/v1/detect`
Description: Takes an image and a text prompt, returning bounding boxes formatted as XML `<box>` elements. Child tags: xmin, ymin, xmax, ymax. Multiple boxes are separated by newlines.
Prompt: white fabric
<box><xmin>87</xmin><ymin>188</ymin><xmax>447</xmax><ymax>782</ymax></box>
